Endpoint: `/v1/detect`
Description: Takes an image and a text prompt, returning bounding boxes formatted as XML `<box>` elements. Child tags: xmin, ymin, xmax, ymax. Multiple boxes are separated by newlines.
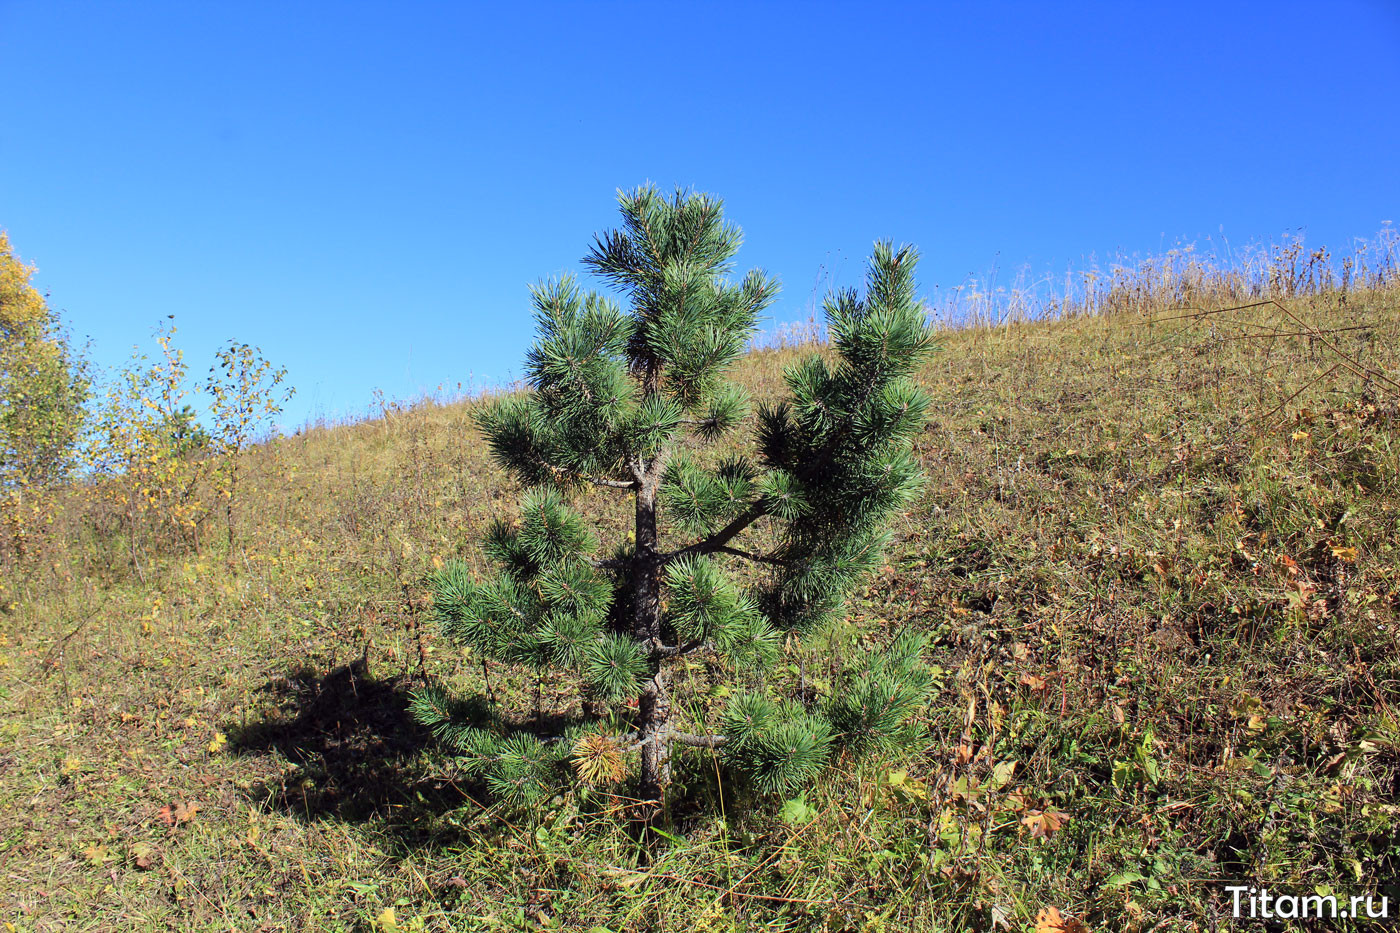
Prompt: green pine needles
<box><xmin>412</xmin><ymin>186</ymin><xmax>940</xmax><ymax>813</ymax></box>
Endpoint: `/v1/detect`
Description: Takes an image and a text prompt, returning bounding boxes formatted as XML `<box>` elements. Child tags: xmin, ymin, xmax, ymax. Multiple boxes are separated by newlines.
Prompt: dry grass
<box><xmin>2</xmin><ymin>252</ymin><xmax>1399</xmax><ymax>930</ymax></box>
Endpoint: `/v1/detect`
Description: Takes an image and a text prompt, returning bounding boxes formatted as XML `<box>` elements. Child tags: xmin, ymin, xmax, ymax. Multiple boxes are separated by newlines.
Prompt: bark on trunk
<box><xmin>632</xmin><ymin>452</ymin><xmax>669</xmax><ymax>807</ymax></box>
<box><xmin>632</xmin><ymin>475</ymin><xmax>660</xmax><ymax>643</ymax></box>
<box><xmin>637</xmin><ymin>674</ymin><xmax>671</xmax><ymax>804</ymax></box>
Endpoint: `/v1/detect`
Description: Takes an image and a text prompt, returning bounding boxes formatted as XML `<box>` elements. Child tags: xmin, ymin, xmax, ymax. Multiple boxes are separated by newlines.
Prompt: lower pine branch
<box><xmin>669</xmin><ymin>731</ymin><xmax>727</xmax><ymax>749</ymax></box>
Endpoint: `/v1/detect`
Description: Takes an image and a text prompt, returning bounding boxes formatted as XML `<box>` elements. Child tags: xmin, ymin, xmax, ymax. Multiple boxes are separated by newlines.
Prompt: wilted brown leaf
<box><xmin>129</xmin><ymin>843</ymin><xmax>156</xmax><ymax>870</ymax></box>
<box><xmin>1035</xmin><ymin>906</ymin><xmax>1088</xmax><ymax>933</ymax></box>
<box><xmin>157</xmin><ymin>801</ymin><xmax>198</xmax><ymax>827</ymax></box>
<box><xmin>1022</xmin><ymin>808</ymin><xmax>1069</xmax><ymax>839</ymax></box>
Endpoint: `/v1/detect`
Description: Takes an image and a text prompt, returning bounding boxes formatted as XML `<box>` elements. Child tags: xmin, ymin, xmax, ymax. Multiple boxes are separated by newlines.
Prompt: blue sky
<box><xmin>2</xmin><ymin>1</ymin><xmax>1398</xmax><ymax>429</ymax></box>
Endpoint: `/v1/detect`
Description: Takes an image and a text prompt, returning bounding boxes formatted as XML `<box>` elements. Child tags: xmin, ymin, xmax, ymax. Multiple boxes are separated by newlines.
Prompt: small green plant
<box><xmin>202</xmin><ymin>339</ymin><xmax>293</xmax><ymax>556</ymax></box>
<box><xmin>411</xmin><ymin>186</ymin><xmax>938</xmax><ymax>814</ymax></box>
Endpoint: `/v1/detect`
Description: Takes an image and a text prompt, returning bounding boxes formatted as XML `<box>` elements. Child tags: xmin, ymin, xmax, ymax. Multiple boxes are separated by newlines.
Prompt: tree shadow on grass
<box><xmin>224</xmin><ymin>656</ymin><xmax>765</xmax><ymax>858</ymax></box>
<box><xmin>226</xmin><ymin>657</ymin><xmax>482</xmax><ymax>845</ymax></box>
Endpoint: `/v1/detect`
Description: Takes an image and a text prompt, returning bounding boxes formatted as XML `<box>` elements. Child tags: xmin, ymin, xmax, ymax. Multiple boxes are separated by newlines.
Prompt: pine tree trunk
<box><xmin>632</xmin><ymin>473</ymin><xmax>660</xmax><ymax>643</ymax></box>
<box><xmin>638</xmin><ymin>673</ymin><xmax>671</xmax><ymax>803</ymax></box>
<box><xmin>632</xmin><ymin>458</ymin><xmax>669</xmax><ymax>806</ymax></box>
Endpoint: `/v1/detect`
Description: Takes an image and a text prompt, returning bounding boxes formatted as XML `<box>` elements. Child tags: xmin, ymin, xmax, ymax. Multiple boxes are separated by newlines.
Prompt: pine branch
<box><xmin>670</xmin><ymin>731</ymin><xmax>727</xmax><ymax>749</ymax></box>
<box><xmin>546</xmin><ymin>463</ymin><xmax>637</xmax><ymax>490</ymax></box>
<box><xmin>663</xmin><ymin>358</ymin><xmax>906</xmax><ymax>564</ymax></box>
<box><xmin>662</xmin><ymin>374</ymin><xmax>893</xmax><ymax>565</ymax></box>
<box><xmin>588</xmin><ymin>556</ymin><xmax>630</xmax><ymax>571</ymax></box>
<box><xmin>651</xmin><ymin>638</ymin><xmax>712</xmax><ymax>659</ymax></box>
<box><xmin>711</xmin><ymin>545</ymin><xmax>786</xmax><ymax>566</ymax></box>
<box><xmin>660</xmin><ymin>501</ymin><xmax>768</xmax><ymax>564</ymax></box>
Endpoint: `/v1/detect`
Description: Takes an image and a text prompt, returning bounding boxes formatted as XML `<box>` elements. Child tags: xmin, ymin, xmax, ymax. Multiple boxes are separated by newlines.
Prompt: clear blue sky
<box><xmin>3</xmin><ymin>1</ymin><xmax>1398</xmax><ymax>429</ymax></box>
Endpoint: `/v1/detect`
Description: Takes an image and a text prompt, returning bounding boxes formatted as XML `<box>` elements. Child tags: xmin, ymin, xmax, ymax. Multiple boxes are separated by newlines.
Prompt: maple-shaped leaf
<box><xmin>1022</xmin><ymin>808</ymin><xmax>1069</xmax><ymax>839</ymax></box>
<box><xmin>1002</xmin><ymin>789</ymin><xmax>1030</xmax><ymax>813</ymax></box>
<box><xmin>990</xmin><ymin>760</ymin><xmax>1017</xmax><ymax>789</ymax></box>
<box><xmin>129</xmin><ymin>842</ymin><xmax>157</xmax><ymax>870</ymax></box>
<box><xmin>157</xmin><ymin>800</ymin><xmax>199</xmax><ymax>827</ymax></box>
<box><xmin>1035</xmin><ymin>906</ymin><xmax>1088</xmax><ymax>933</ymax></box>
<box><xmin>951</xmin><ymin>775</ymin><xmax>983</xmax><ymax>804</ymax></box>
<box><xmin>81</xmin><ymin>843</ymin><xmax>113</xmax><ymax>866</ymax></box>
<box><xmin>887</xmin><ymin>769</ymin><xmax>929</xmax><ymax>802</ymax></box>
<box><xmin>1019</xmin><ymin>673</ymin><xmax>1049</xmax><ymax>692</ymax></box>
<box><xmin>1330</xmin><ymin>544</ymin><xmax>1359</xmax><ymax>563</ymax></box>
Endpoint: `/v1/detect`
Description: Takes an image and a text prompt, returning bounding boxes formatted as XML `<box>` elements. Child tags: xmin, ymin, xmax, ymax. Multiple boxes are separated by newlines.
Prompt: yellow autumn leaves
<box><xmin>0</xmin><ymin>232</ymin><xmax>90</xmax><ymax>560</ymax></box>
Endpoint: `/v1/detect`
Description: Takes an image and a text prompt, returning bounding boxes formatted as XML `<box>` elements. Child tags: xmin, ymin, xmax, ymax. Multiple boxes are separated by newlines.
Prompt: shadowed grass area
<box><xmin>3</xmin><ymin>273</ymin><xmax>1399</xmax><ymax>930</ymax></box>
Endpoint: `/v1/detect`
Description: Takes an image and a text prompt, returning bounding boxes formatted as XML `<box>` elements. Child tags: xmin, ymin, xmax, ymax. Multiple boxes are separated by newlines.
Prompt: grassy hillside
<box><xmin>3</xmin><ymin>283</ymin><xmax>1399</xmax><ymax>931</ymax></box>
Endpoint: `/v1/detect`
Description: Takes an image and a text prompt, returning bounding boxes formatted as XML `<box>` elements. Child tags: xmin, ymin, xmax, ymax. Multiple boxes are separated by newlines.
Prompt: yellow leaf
<box><xmin>885</xmin><ymin>768</ymin><xmax>927</xmax><ymax>801</ymax></box>
<box><xmin>82</xmin><ymin>843</ymin><xmax>112</xmax><ymax>865</ymax></box>
<box><xmin>208</xmin><ymin>732</ymin><xmax>227</xmax><ymax>753</ymax></box>
<box><xmin>376</xmin><ymin>907</ymin><xmax>399</xmax><ymax>931</ymax></box>
<box><xmin>1330</xmin><ymin>544</ymin><xmax>1358</xmax><ymax>563</ymax></box>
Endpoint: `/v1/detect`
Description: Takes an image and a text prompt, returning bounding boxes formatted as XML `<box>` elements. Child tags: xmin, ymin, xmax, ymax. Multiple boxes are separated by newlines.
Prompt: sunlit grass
<box><xmin>3</xmin><ymin>270</ymin><xmax>1399</xmax><ymax>930</ymax></box>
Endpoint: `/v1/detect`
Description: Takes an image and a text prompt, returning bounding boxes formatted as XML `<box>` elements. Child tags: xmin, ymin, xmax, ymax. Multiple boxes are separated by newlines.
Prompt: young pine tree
<box><xmin>412</xmin><ymin>187</ymin><xmax>938</xmax><ymax>811</ymax></box>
